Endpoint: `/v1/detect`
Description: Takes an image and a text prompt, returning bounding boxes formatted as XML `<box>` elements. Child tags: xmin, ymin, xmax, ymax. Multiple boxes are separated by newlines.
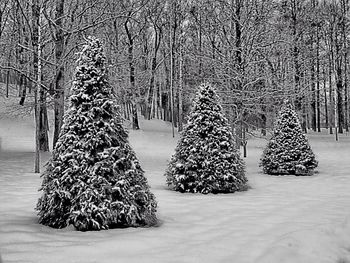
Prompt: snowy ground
<box><xmin>1</xmin><ymin>117</ymin><xmax>350</xmax><ymax>263</ymax></box>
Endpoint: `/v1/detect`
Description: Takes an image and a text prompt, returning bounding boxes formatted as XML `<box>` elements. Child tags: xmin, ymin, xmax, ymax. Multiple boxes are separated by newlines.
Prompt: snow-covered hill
<box><xmin>0</xmin><ymin>117</ymin><xmax>350</xmax><ymax>263</ymax></box>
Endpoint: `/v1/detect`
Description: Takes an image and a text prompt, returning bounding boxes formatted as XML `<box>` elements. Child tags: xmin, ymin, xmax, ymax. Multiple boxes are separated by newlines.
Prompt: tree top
<box><xmin>78</xmin><ymin>36</ymin><xmax>106</xmax><ymax>69</ymax></box>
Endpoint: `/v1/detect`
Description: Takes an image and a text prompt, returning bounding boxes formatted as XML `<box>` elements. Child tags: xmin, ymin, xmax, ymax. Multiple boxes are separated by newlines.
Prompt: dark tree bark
<box><xmin>162</xmin><ymin>49</ymin><xmax>170</xmax><ymax>122</ymax></box>
<box><xmin>5</xmin><ymin>60</ymin><xmax>9</xmax><ymax>98</ymax></box>
<box><xmin>344</xmin><ymin>51</ymin><xmax>349</xmax><ymax>132</ymax></box>
<box><xmin>311</xmin><ymin>63</ymin><xmax>316</xmax><ymax>132</ymax></box>
<box><xmin>19</xmin><ymin>74</ymin><xmax>26</xmax><ymax>105</ymax></box>
<box><xmin>234</xmin><ymin>0</ymin><xmax>244</xmax><ymax>149</ymax></box>
<box><xmin>169</xmin><ymin>2</ymin><xmax>175</xmax><ymax>137</ymax></box>
<box><xmin>125</xmin><ymin>16</ymin><xmax>139</xmax><ymax>130</ymax></box>
<box><xmin>316</xmin><ymin>21</ymin><xmax>321</xmax><ymax>132</ymax></box>
<box><xmin>32</xmin><ymin>0</ymin><xmax>40</xmax><ymax>172</ymax></box>
<box><xmin>32</xmin><ymin>0</ymin><xmax>49</xmax><ymax>152</ymax></box>
<box><xmin>53</xmin><ymin>0</ymin><xmax>65</xmax><ymax>148</ymax></box>
<box><xmin>323</xmin><ymin>66</ymin><xmax>328</xmax><ymax>129</ymax></box>
<box><xmin>146</xmin><ymin>21</ymin><xmax>162</xmax><ymax>120</ymax></box>
<box><xmin>329</xmin><ymin>52</ymin><xmax>334</xmax><ymax>134</ymax></box>
<box><xmin>341</xmin><ymin>0</ymin><xmax>349</xmax><ymax>132</ymax></box>
<box><xmin>289</xmin><ymin>0</ymin><xmax>306</xmax><ymax>132</ymax></box>
<box><xmin>335</xmin><ymin>40</ymin><xmax>344</xmax><ymax>134</ymax></box>
<box><xmin>178</xmin><ymin>41</ymin><xmax>183</xmax><ymax>132</ymax></box>
<box><xmin>18</xmin><ymin>1</ymin><xmax>30</xmax><ymax>106</ymax></box>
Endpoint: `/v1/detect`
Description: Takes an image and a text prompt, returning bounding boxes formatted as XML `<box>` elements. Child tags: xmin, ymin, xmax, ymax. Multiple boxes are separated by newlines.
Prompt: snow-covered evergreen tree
<box><xmin>260</xmin><ymin>100</ymin><xmax>318</xmax><ymax>175</ymax></box>
<box><xmin>165</xmin><ymin>83</ymin><xmax>248</xmax><ymax>194</ymax></box>
<box><xmin>36</xmin><ymin>37</ymin><xmax>157</xmax><ymax>231</ymax></box>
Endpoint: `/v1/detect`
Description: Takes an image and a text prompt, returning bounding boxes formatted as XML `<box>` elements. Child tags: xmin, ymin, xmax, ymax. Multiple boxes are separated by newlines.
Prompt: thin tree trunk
<box><xmin>311</xmin><ymin>62</ymin><xmax>316</xmax><ymax>131</ymax></box>
<box><xmin>163</xmin><ymin>49</ymin><xmax>170</xmax><ymax>121</ymax></box>
<box><xmin>234</xmin><ymin>0</ymin><xmax>243</xmax><ymax>148</ymax></box>
<box><xmin>146</xmin><ymin>23</ymin><xmax>161</xmax><ymax>120</ymax></box>
<box><xmin>329</xmin><ymin>54</ymin><xmax>334</xmax><ymax>134</ymax></box>
<box><xmin>19</xmin><ymin>74</ymin><xmax>26</xmax><ymax>105</ymax></box>
<box><xmin>5</xmin><ymin>60</ymin><xmax>9</xmax><ymax>98</ymax></box>
<box><xmin>292</xmin><ymin>11</ymin><xmax>301</xmax><ymax>121</ymax></box>
<box><xmin>344</xmin><ymin>35</ymin><xmax>349</xmax><ymax>133</ymax></box>
<box><xmin>150</xmin><ymin>84</ymin><xmax>155</xmax><ymax>118</ymax></box>
<box><xmin>316</xmin><ymin>23</ymin><xmax>321</xmax><ymax>132</ymax></box>
<box><xmin>242</xmin><ymin>123</ymin><xmax>247</xmax><ymax>158</ymax></box>
<box><xmin>341</xmin><ymin>0</ymin><xmax>349</xmax><ymax>132</ymax></box>
<box><xmin>335</xmin><ymin>80</ymin><xmax>339</xmax><ymax>141</ymax></box>
<box><xmin>178</xmin><ymin>42</ymin><xmax>183</xmax><ymax>132</ymax></box>
<box><xmin>336</xmin><ymin>57</ymin><xmax>343</xmax><ymax>134</ymax></box>
<box><xmin>159</xmin><ymin>81</ymin><xmax>163</xmax><ymax>120</ymax></box>
<box><xmin>346</xmin><ymin>73</ymin><xmax>349</xmax><ymax>132</ymax></box>
<box><xmin>39</xmin><ymin>90</ymin><xmax>49</xmax><ymax>151</ymax></box>
<box><xmin>125</xmin><ymin>17</ymin><xmax>139</xmax><ymax>130</ymax></box>
<box><xmin>34</xmin><ymin>88</ymin><xmax>40</xmax><ymax>172</ymax></box>
<box><xmin>323</xmin><ymin>66</ymin><xmax>328</xmax><ymax>129</ymax></box>
<box><xmin>198</xmin><ymin>11</ymin><xmax>202</xmax><ymax>80</ymax></box>
<box><xmin>303</xmin><ymin>96</ymin><xmax>308</xmax><ymax>133</ymax></box>
<box><xmin>170</xmin><ymin>6</ymin><xmax>175</xmax><ymax>138</ymax></box>
<box><xmin>53</xmin><ymin>0</ymin><xmax>65</xmax><ymax>148</ymax></box>
<box><xmin>155</xmin><ymin>83</ymin><xmax>160</xmax><ymax>119</ymax></box>
<box><xmin>33</xmin><ymin>0</ymin><xmax>41</xmax><ymax>173</ymax></box>
<box><xmin>147</xmin><ymin>56</ymin><xmax>157</xmax><ymax>120</ymax></box>
<box><xmin>32</xmin><ymin>0</ymin><xmax>49</xmax><ymax>152</ymax></box>
<box><xmin>126</xmin><ymin>102</ymin><xmax>130</xmax><ymax>120</ymax></box>
<box><xmin>261</xmin><ymin>104</ymin><xmax>267</xmax><ymax>136</ymax></box>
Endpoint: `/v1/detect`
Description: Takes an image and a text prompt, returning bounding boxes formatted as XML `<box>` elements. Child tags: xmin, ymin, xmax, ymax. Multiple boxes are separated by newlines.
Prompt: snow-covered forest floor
<box><xmin>1</xmin><ymin>117</ymin><xmax>350</xmax><ymax>263</ymax></box>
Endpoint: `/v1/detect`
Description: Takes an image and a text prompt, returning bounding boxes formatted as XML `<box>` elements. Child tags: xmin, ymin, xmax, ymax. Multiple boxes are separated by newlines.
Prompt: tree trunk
<box><xmin>198</xmin><ymin>10</ymin><xmax>202</xmax><ymax>80</ymax></box>
<box><xmin>344</xmin><ymin>63</ymin><xmax>349</xmax><ymax>132</ymax></box>
<box><xmin>178</xmin><ymin>42</ymin><xmax>183</xmax><ymax>132</ymax></box>
<box><xmin>146</xmin><ymin>22</ymin><xmax>161</xmax><ymax>120</ymax></box>
<box><xmin>32</xmin><ymin>0</ymin><xmax>49</xmax><ymax>152</ymax></box>
<box><xmin>147</xmin><ymin>55</ymin><xmax>157</xmax><ymax>120</ymax></box>
<box><xmin>323</xmin><ymin>66</ymin><xmax>328</xmax><ymax>129</ymax></box>
<box><xmin>290</xmin><ymin>1</ymin><xmax>306</xmax><ymax>130</ymax></box>
<box><xmin>335</xmin><ymin>80</ymin><xmax>339</xmax><ymax>141</ymax></box>
<box><xmin>340</xmin><ymin>0</ymin><xmax>349</xmax><ymax>132</ymax></box>
<box><xmin>170</xmin><ymin>5</ymin><xmax>175</xmax><ymax>137</ymax></box>
<box><xmin>242</xmin><ymin>125</ymin><xmax>247</xmax><ymax>158</ymax></box>
<box><xmin>39</xmin><ymin>89</ymin><xmax>49</xmax><ymax>151</ymax></box>
<box><xmin>343</xmin><ymin>38</ymin><xmax>349</xmax><ymax>133</ymax></box>
<box><xmin>19</xmin><ymin>74</ymin><xmax>26</xmax><ymax>105</ymax></box>
<box><xmin>336</xmin><ymin>57</ymin><xmax>343</xmax><ymax>134</ymax></box>
<box><xmin>261</xmin><ymin>104</ymin><xmax>267</xmax><ymax>136</ymax></box>
<box><xmin>53</xmin><ymin>0</ymin><xmax>65</xmax><ymax>148</ymax></box>
<box><xmin>33</xmin><ymin>0</ymin><xmax>41</xmax><ymax>173</ymax></box>
<box><xmin>345</xmin><ymin>71</ymin><xmax>349</xmax><ymax>132</ymax></box>
<box><xmin>163</xmin><ymin>49</ymin><xmax>170</xmax><ymax>121</ymax></box>
<box><xmin>157</xmin><ymin>82</ymin><xmax>162</xmax><ymax>120</ymax></box>
<box><xmin>316</xmin><ymin>24</ymin><xmax>321</xmax><ymax>132</ymax></box>
<box><xmin>5</xmin><ymin>60</ymin><xmax>9</xmax><ymax>98</ymax></box>
<box><xmin>303</xmin><ymin>96</ymin><xmax>308</xmax><ymax>133</ymax></box>
<box><xmin>311</xmin><ymin>62</ymin><xmax>316</xmax><ymax>131</ymax></box>
<box><xmin>329</xmin><ymin>54</ymin><xmax>334</xmax><ymax>134</ymax></box>
<box><xmin>125</xmin><ymin>17</ymin><xmax>139</xmax><ymax>130</ymax></box>
<box><xmin>234</xmin><ymin>0</ymin><xmax>243</xmax><ymax>148</ymax></box>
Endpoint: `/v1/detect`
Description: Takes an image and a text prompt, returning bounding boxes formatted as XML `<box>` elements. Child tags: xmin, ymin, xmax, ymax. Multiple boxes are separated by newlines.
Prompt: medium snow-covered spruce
<box><xmin>260</xmin><ymin>100</ymin><xmax>318</xmax><ymax>176</ymax></box>
<box><xmin>36</xmin><ymin>37</ymin><xmax>157</xmax><ymax>231</ymax></box>
<box><xmin>165</xmin><ymin>83</ymin><xmax>248</xmax><ymax>194</ymax></box>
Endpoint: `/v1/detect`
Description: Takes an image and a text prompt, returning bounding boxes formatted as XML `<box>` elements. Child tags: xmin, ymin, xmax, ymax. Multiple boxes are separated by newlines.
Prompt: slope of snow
<box><xmin>1</xmin><ymin>118</ymin><xmax>350</xmax><ymax>263</ymax></box>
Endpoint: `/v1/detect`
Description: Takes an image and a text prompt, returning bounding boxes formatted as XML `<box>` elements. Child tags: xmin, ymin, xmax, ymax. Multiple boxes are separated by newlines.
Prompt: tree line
<box><xmin>0</xmin><ymin>0</ymin><xmax>349</xmax><ymax>163</ymax></box>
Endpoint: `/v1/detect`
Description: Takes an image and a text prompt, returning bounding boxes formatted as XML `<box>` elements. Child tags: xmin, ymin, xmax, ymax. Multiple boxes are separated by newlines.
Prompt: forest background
<box><xmin>0</xmin><ymin>0</ymin><xmax>349</xmax><ymax>171</ymax></box>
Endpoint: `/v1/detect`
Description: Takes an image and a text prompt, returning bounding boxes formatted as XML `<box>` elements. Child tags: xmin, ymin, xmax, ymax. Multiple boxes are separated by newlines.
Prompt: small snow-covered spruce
<box><xmin>260</xmin><ymin>100</ymin><xmax>318</xmax><ymax>176</ymax></box>
<box><xmin>36</xmin><ymin>36</ymin><xmax>157</xmax><ymax>231</ymax></box>
<box><xmin>165</xmin><ymin>83</ymin><xmax>248</xmax><ymax>194</ymax></box>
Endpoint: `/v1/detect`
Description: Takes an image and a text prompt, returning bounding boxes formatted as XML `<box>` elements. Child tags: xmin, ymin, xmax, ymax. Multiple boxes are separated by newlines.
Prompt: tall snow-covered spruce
<box><xmin>165</xmin><ymin>83</ymin><xmax>248</xmax><ymax>194</ymax></box>
<box><xmin>260</xmin><ymin>100</ymin><xmax>318</xmax><ymax>176</ymax></box>
<box><xmin>36</xmin><ymin>37</ymin><xmax>157</xmax><ymax>231</ymax></box>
